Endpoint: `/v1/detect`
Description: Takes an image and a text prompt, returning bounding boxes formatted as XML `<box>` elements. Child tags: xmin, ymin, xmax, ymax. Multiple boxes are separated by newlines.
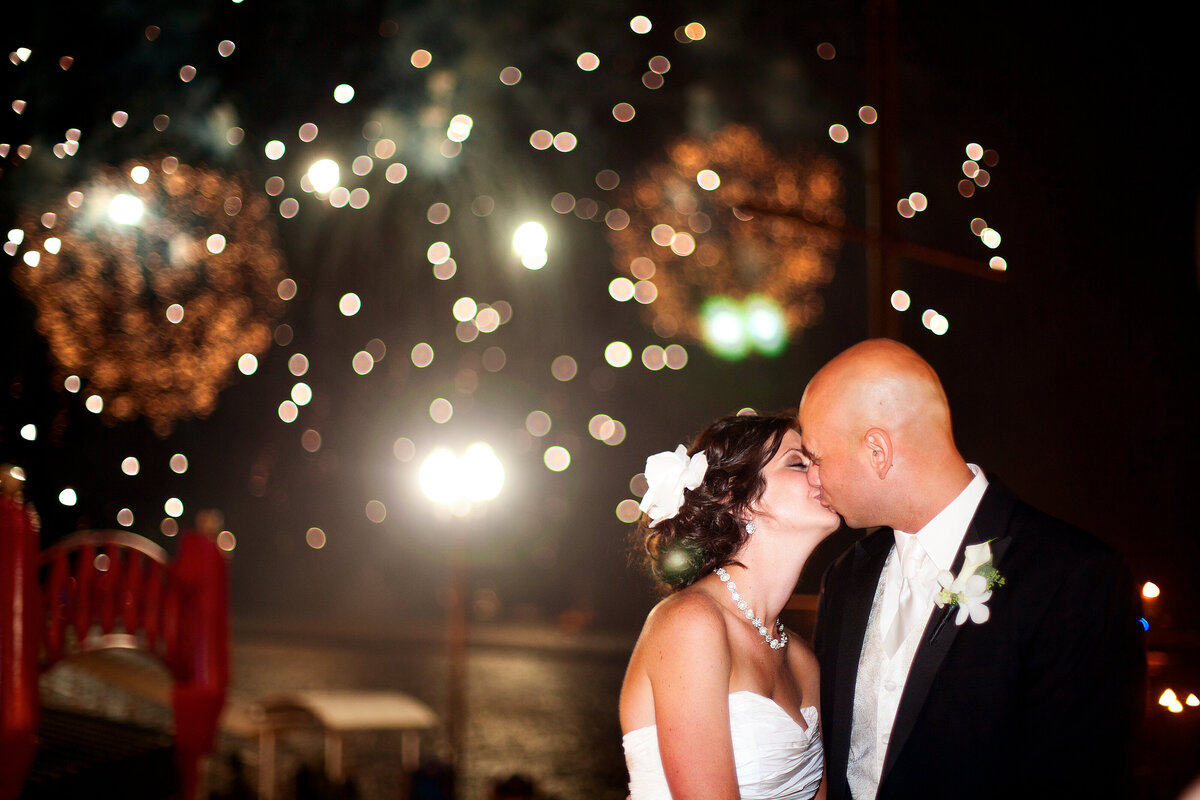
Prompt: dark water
<box><xmin>230</xmin><ymin>623</ymin><xmax>634</xmax><ymax>800</ymax></box>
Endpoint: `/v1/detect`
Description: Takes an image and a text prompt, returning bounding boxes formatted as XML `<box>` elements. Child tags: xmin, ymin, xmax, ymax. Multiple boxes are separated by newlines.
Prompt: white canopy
<box><xmin>258</xmin><ymin>690</ymin><xmax>438</xmax><ymax>731</ymax></box>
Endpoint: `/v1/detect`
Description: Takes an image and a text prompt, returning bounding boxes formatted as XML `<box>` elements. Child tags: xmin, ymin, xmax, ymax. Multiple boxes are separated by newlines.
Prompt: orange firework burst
<box><xmin>607</xmin><ymin>124</ymin><xmax>843</xmax><ymax>344</ymax></box>
<box><xmin>11</xmin><ymin>156</ymin><xmax>287</xmax><ymax>434</ymax></box>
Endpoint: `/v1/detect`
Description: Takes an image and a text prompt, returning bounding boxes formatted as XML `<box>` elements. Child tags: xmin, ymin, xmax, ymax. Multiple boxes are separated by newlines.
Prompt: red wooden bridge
<box><xmin>1</xmin><ymin>472</ymin><xmax>229</xmax><ymax>799</ymax></box>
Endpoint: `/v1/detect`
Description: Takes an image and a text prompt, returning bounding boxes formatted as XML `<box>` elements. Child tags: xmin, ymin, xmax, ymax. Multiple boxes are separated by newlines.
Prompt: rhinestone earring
<box><xmin>745</xmin><ymin>520</ymin><xmax>756</xmax><ymax>535</ymax></box>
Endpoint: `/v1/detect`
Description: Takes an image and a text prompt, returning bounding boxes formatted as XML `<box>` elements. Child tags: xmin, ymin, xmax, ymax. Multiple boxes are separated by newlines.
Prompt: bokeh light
<box><xmin>543</xmin><ymin>446</ymin><xmax>571</xmax><ymax>472</ymax></box>
<box><xmin>604</xmin><ymin>341</ymin><xmax>633</xmax><ymax>367</ymax></box>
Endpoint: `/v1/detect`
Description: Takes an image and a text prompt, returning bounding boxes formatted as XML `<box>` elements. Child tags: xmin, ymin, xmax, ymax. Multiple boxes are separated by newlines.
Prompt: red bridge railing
<box><xmin>1</xmin><ymin>482</ymin><xmax>229</xmax><ymax>800</ymax></box>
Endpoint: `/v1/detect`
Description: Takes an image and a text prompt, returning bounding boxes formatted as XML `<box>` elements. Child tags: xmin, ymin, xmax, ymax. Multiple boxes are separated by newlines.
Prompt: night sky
<box><xmin>2</xmin><ymin>1</ymin><xmax>1197</xmax><ymax>634</ymax></box>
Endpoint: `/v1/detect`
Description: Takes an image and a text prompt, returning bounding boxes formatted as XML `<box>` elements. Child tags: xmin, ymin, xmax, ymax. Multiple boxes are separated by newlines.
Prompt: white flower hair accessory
<box><xmin>933</xmin><ymin>541</ymin><xmax>1006</xmax><ymax>626</ymax></box>
<box><xmin>638</xmin><ymin>444</ymin><xmax>708</xmax><ymax>527</ymax></box>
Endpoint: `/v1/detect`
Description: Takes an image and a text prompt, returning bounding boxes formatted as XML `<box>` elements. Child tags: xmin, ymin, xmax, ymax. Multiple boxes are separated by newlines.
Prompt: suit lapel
<box><xmin>880</xmin><ymin>482</ymin><xmax>1018</xmax><ymax>782</ymax></box>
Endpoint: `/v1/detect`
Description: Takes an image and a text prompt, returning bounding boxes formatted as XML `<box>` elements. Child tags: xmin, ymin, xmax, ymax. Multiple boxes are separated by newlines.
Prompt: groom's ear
<box><xmin>864</xmin><ymin>428</ymin><xmax>892</xmax><ymax>479</ymax></box>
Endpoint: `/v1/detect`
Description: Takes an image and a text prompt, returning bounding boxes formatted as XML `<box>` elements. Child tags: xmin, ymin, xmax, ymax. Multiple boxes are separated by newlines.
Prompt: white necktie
<box><xmin>884</xmin><ymin>534</ymin><xmax>930</xmax><ymax>658</ymax></box>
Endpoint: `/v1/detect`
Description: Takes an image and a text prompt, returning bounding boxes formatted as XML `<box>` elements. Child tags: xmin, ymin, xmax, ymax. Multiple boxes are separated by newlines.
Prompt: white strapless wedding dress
<box><xmin>622</xmin><ymin>691</ymin><xmax>823</xmax><ymax>799</ymax></box>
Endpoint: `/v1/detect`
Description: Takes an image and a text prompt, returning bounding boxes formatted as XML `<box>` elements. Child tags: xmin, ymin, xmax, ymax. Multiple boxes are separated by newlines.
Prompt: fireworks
<box><xmin>607</xmin><ymin>124</ymin><xmax>843</xmax><ymax>346</ymax></box>
<box><xmin>12</xmin><ymin>156</ymin><xmax>287</xmax><ymax>434</ymax></box>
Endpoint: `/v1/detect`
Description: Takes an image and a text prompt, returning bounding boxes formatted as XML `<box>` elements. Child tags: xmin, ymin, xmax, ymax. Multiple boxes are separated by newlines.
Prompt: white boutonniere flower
<box><xmin>933</xmin><ymin>541</ymin><xmax>1006</xmax><ymax>626</ymax></box>
<box><xmin>638</xmin><ymin>445</ymin><xmax>708</xmax><ymax>527</ymax></box>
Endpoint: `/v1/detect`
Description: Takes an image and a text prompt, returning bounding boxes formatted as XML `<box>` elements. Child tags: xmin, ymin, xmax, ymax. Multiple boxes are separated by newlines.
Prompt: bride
<box><xmin>620</xmin><ymin>413</ymin><xmax>840</xmax><ymax>800</ymax></box>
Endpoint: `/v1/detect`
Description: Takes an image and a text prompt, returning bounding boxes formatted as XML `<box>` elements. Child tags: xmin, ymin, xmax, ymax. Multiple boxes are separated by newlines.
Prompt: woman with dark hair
<box><xmin>620</xmin><ymin>413</ymin><xmax>840</xmax><ymax>800</ymax></box>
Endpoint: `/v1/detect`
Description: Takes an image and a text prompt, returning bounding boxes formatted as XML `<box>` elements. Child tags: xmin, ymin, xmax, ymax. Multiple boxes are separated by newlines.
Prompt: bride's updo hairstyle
<box><xmin>637</xmin><ymin>412</ymin><xmax>797</xmax><ymax>593</ymax></box>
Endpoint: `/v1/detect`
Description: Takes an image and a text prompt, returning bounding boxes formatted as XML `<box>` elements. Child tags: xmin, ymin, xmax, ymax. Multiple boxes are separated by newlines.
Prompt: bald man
<box><xmin>801</xmin><ymin>339</ymin><xmax>1144</xmax><ymax>800</ymax></box>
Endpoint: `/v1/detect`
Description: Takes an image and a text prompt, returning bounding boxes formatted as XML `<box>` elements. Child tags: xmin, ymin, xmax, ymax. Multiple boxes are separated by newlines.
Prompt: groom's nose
<box><xmin>807</xmin><ymin>463</ymin><xmax>822</xmax><ymax>487</ymax></box>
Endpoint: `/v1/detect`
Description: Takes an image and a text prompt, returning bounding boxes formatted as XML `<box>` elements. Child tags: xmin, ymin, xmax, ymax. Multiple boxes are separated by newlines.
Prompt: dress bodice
<box><xmin>622</xmin><ymin>691</ymin><xmax>823</xmax><ymax>800</ymax></box>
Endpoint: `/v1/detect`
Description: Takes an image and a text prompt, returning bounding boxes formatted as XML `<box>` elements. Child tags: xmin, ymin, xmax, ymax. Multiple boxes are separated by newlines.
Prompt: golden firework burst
<box><xmin>607</xmin><ymin>124</ymin><xmax>843</xmax><ymax>349</ymax></box>
<box><xmin>12</xmin><ymin>156</ymin><xmax>287</xmax><ymax>434</ymax></box>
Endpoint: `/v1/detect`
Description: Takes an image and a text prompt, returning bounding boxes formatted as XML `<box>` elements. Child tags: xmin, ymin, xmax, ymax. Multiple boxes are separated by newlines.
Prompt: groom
<box><xmin>801</xmin><ymin>339</ymin><xmax>1144</xmax><ymax>799</ymax></box>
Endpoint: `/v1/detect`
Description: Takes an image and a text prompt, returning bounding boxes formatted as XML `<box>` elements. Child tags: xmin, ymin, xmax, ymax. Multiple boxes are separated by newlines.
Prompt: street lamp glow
<box><xmin>108</xmin><ymin>193</ymin><xmax>144</xmax><ymax>225</ymax></box>
<box><xmin>419</xmin><ymin>448</ymin><xmax>460</xmax><ymax>505</ymax></box>
<box><xmin>513</xmin><ymin>221</ymin><xmax>548</xmax><ymax>269</ymax></box>
<box><xmin>419</xmin><ymin>442</ymin><xmax>505</xmax><ymax>510</ymax></box>
<box><xmin>308</xmin><ymin>158</ymin><xmax>340</xmax><ymax>193</ymax></box>
<box><xmin>461</xmin><ymin>443</ymin><xmax>505</xmax><ymax>502</ymax></box>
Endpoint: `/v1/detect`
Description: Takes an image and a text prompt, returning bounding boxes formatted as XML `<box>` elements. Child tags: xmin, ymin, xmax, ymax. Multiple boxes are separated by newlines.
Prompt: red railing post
<box><xmin>169</xmin><ymin>518</ymin><xmax>230</xmax><ymax>800</ymax></box>
<box><xmin>1</xmin><ymin>470</ymin><xmax>41</xmax><ymax>800</ymax></box>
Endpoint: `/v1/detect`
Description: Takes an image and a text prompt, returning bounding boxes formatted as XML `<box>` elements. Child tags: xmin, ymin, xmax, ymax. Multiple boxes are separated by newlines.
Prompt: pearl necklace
<box><xmin>714</xmin><ymin>567</ymin><xmax>788</xmax><ymax>650</ymax></box>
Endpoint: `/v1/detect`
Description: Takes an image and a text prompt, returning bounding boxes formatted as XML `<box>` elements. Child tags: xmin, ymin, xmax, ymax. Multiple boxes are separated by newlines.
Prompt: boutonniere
<box><xmin>933</xmin><ymin>541</ymin><xmax>1006</xmax><ymax>626</ymax></box>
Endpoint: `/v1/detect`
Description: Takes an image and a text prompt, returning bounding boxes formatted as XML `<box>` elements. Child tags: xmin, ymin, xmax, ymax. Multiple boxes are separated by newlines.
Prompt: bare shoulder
<box><xmin>621</xmin><ymin>585</ymin><xmax>733</xmax><ymax>731</ymax></box>
<box><xmin>633</xmin><ymin>586</ymin><xmax>735</xmax><ymax>676</ymax></box>
<box><xmin>644</xmin><ymin>586</ymin><xmax>728</xmax><ymax>639</ymax></box>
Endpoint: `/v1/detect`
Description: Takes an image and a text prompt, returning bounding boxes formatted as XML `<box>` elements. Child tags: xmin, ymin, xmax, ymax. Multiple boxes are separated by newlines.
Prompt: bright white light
<box><xmin>513</xmin><ymin>221</ymin><xmax>548</xmax><ymax>257</ymax></box>
<box><xmin>513</xmin><ymin>220</ymin><xmax>549</xmax><ymax>268</ymax></box>
<box><xmin>461</xmin><ymin>443</ymin><xmax>505</xmax><ymax>501</ymax></box>
<box><xmin>339</xmin><ymin>293</ymin><xmax>361</xmax><ymax>316</ymax></box>
<box><xmin>108</xmin><ymin>193</ymin><xmax>144</xmax><ymax>225</ymax></box>
<box><xmin>308</xmin><ymin>159</ymin><xmax>340</xmax><ymax>193</ymax></box>
<box><xmin>130</xmin><ymin>165</ymin><xmax>150</xmax><ymax>184</ymax></box>
<box><xmin>604</xmin><ymin>341</ymin><xmax>633</xmax><ymax>367</ymax></box>
<box><xmin>419</xmin><ymin>448</ymin><xmax>460</xmax><ymax>505</ymax></box>
<box><xmin>543</xmin><ymin>446</ymin><xmax>571</xmax><ymax>472</ymax></box>
<box><xmin>419</xmin><ymin>443</ymin><xmax>505</xmax><ymax>509</ymax></box>
<box><xmin>291</xmin><ymin>383</ymin><xmax>312</xmax><ymax>405</ymax></box>
<box><xmin>452</xmin><ymin>297</ymin><xmax>478</xmax><ymax>322</ymax></box>
<box><xmin>702</xmin><ymin>303</ymin><xmax>747</xmax><ymax>358</ymax></box>
<box><xmin>447</xmin><ymin>114</ymin><xmax>473</xmax><ymax>142</ymax></box>
<box><xmin>20</xmin><ymin>424</ymin><xmax>36</xmax><ymax>441</ymax></box>
<box><xmin>744</xmin><ymin>297</ymin><xmax>785</xmax><ymax>353</ymax></box>
<box><xmin>164</xmin><ymin>497</ymin><xmax>184</xmax><ymax>518</ymax></box>
<box><xmin>521</xmin><ymin>250</ymin><xmax>548</xmax><ymax>270</ymax></box>
<box><xmin>333</xmin><ymin>83</ymin><xmax>355</xmax><ymax>104</ymax></box>
<box><xmin>59</xmin><ymin>488</ymin><xmax>77</xmax><ymax>506</ymax></box>
<box><xmin>121</xmin><ymin>456</ymin><xmax>140</xmax><ymax>475</ymax></box>
<box><xmin>238</xmin><ymin>353</ymin><xmax>258</xmax><ymax>375</ymax></box>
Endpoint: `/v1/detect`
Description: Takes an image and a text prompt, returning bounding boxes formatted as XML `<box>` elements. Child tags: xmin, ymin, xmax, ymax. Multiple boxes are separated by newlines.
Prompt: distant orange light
<box><xmin>1143</xmin><ymin>582</ymin><xmax>1160</xmax><ymax>599</ymax></box>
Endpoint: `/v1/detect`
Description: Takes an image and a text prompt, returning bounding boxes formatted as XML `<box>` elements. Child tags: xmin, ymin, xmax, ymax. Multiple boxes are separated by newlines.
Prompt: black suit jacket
<box><xmin>813</xmin><ymin>480</ymin><xmax>1145</xmax><ymax>800</ymax></box>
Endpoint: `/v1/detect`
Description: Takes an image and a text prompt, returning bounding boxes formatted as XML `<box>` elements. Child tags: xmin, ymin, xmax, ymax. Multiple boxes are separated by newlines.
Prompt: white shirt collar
<box><xmin>894</xmin><ymin>463</ymin><xmax>989</xmax><ymax>572</ymax></box>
